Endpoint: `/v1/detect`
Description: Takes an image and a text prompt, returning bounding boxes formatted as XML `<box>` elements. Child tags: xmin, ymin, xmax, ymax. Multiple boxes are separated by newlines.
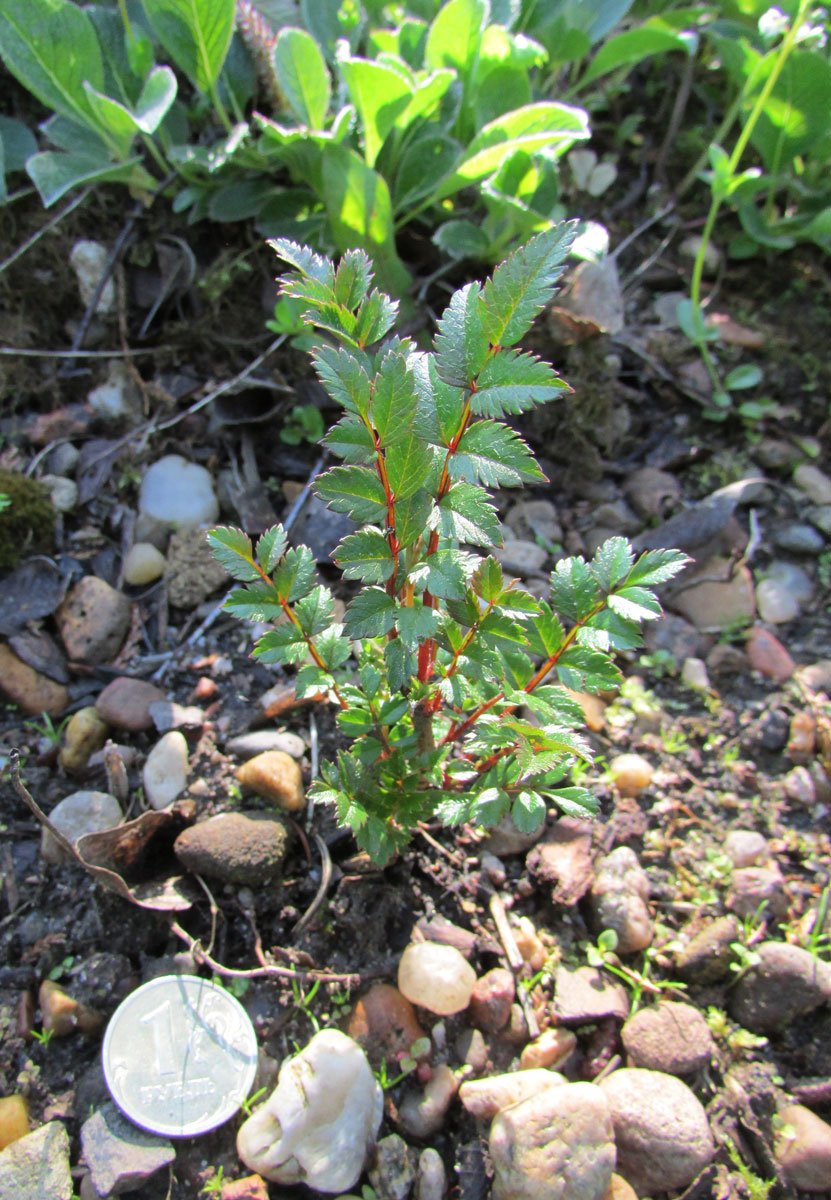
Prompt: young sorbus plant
<box><xmin>209</xmin><ymin>225</ymin><xmax>688</xmax><ymax>864</ymax></box>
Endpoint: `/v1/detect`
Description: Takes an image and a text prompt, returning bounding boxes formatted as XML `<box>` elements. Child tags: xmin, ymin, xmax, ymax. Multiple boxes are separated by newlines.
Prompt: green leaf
<box><xmin>453</xmin><ymin>420</ymin><xmax>545</xmax><ymax>486</ymax></box>
<box><xmin>323</xmin><ymin>415</ymin><xmax>376</xmax><ymax>463</ymax></box>
<box><xmin>0</xmin><ymin>0</ymin><xmax>104</xmax><ymax>135</ymax></box>
<box><xmin>386</xmin><ymin>434</ymin><xmax>434</xmax><ymax>501</ymax></box>
<box><xmin>313</xmin><ymin>623</ymin><xmax>352</xmax><ymax>670</ymax></box>
<box><xmin>0</xmin><ymin>115</ymin><xmax>36</xmax><ymax>174</ymax></box>
<box><xmin>395</xmin><ymin>604</ymin><xmax>439</xmax><ymax>650</ymax></box>
<box><xmin>253</xmin><ymin>623</ymin><xmax>308</xmax><ymax>665</ymax></box>
<box><xmin>549</xmin><ymin>556</ymin><xmax>599</xmax><ymax>624</ymax></box>
<box><xmin>434</xmin><ymin>282</ymin><xmax>489</xmax><ymax>389</ymax></box>
<box><xmin>626</xmin><ymin>548</ymin><xmax>689</xmax><ymax>588</ymax></box>
<box><xmin>724</xmin><ymin>364</ymin><xmax>762</xmax><ymax>391</ymax></box>
<box><xmin>371</xmin><ymin>348</ymin><xmax>415</xmax><ymax>447</ymax></box>
<box><xmin>338</xmin><ymin>707</ymin><xmax>376</xmax><ymax>736</ymax></box>
<box><xmin>353</xmin><ymin>287</ymin><xmax>400</xmax><ymax>347</ymax></box>
<box><xmin>315</xmin><ymin>464</ymin><xmax>388</xmax><ymax>522</ymax></box>
<box><xmin>26</xmin><ymin>151</ymin><xmax>152</xmax><ymax>207</ymax></box>
<box><xmin>430</xmin><ymin>481</ymin><xmax>501</xmax><ymax>547</ymax></box>
<box><xmin>207</xmin><ymin>526</ymin><xmax>260</xmax><ymax>582</ymax></box>
<box><xmin>409</xmin><ymin>548</ymin><xmax>474</xmax><ymax>600</ymax></box>
<box><xmin>256</xmin><ymin>526</ymin><xmax>289</xmax><ymax>574</ymax></box>
<box><xmin>425</xmin><ymin>0</ymin><xmax>488</xmax><ymax>77</ymax></box>
<box><xmin>608</xmin><ymin>586</ymin><xmax>662</xmax><ymax>623</ymax></box>
<box><xmin>385</xmin><ymin>637</ymin><xmax>413</xmax><ymax>692</ymax></box>
<box><xmin>480</xmin><ymin>221</ymin><xmax>577</xmax><ymax>348</ymax></box>
<box><xmin>142</xmin><ymin>0</ymin><xmax>234</xmax><ymax>94</ymax></box>
<box><xmin>591</xmin><ymin>536</ymin><xmax>633</xmax><ymax>593</ymax></box>
<box><xmin>676</xmin><ymin>298</ymin><xmax>718</xmax><ymax>345</ymax></box>
<box><xmin>412</xmin><ymin>353</ymin><xmax>466</xmax><ymax>448</ymax></box>
<box><xmin>313</xmin><ymin>345</ymin><xmax>373</xmax><ymax>417</ymax></box>
<box><xmin>394</xmin><ymin>131</ymin><xmax>460</xmax><ymax>210</ymax></box>
<box><xmin>512</xmin><ymin>790</ymin><xmax>547</xmax><ymax>834</ymax></box>
<box><xmin>273</xmin><ymin>27</ymin><xmax>331</xmax><ymax>129</ymax></box>
<box><xmin>543</xmin><ymin>786</ymin><xmax>598</xmax><ymax>819</ymax></box>
<box><xmin>294</xmin><ymin>584</ymin><xmax>334</xmax><ymax>635</ymax></box>
<box><xmin>395</xmin><ymin>490</ymin><xmax>433</xmax><ymax>549</ymax></box>
<box><xmin>339</xmin><ymin>55</ymin><xmax>413</xmax><ymax>167</ymax></box>
<box><xmin>432</xmin><ymin>219</ymin><xmax>490</xmax><ymax>260</ymax></box>
<box><xmin>523</xmin><ymin>601</ymin><xmax>564</xmax><ymax>658</ymax></box>
<box><xmin>334</xmin><ymin>528</ymin><xmax>396</xmax><ymax>583</ymax></box>
<box><xmin>224</xmin><ymin>583</ymin><xmax>284</xmax><ymax>623</ymax></box>
<box><xmin>580</xmin><ymin>25</ymin><xmax>693</xmax><ymax>88</ymax></box>
<box><xmin>270</xmin><ymin>237</ymin><xmax>335</xmax><ymax>287</ymax></box>
<box><xmin>344</xmin><ymin>587</ymin><xmax>396</xmax><ymax>638</ymax></box>
<box><xmin>556</xmin><ymin>646</ymin><xmax>623</xmax><ymax>694</ymax></box>
<box><xmin>81</xmin><ymin>65</ymin><xmax>177</xmax><ymax>158</ymax></box>
<box><xmin>273</xmin><ymin>545</ymin><xmax>317</xmax><ymax>603</ymax></box>
<box><xmin>334</xmin><ymin>249</ymin><xmax>374</xmax><ymax>308</ymax></box>
<box><xmin>472</xmin><ymin>350</ymin><xmax>568</xmax><ymax>417</ymax></box>
<box><xmin>472</xmin><ymin>556</ymin><xmax>503</xmax><ymax>602</ymax></box>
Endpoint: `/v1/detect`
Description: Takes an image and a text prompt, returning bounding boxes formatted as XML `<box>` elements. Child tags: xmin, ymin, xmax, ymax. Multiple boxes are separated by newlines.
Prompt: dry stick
<box><xmin>0</xmin><ymin>188</ymin><xmax>91</xmax><ymax>276</ymax></box>
<box><xmin>292</xmin><ymin>833</ymin><xmax>333</xmax><ymax>937</ymax></box>
<box><xmin>0</xmin><ymin>345</ymin><xmax>169</xmax><ymax>358</ymax></box>
<box><xmin>487</xmin><ymin>891</ymin><xmax>540</xmax><ymax>1040</ymax></box>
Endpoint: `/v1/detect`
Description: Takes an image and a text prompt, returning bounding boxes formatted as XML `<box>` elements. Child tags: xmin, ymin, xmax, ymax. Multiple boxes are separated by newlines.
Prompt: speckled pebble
<box><xmin>621</xmin><ymin>1001</ymin><xmax>714</xmax><ymax>1075</ymax></box>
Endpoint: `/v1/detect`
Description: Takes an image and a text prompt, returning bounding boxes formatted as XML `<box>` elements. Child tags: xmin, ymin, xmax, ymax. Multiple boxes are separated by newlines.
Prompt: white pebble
<box><xmin>40</xmin><ymin>474</ymin><xmax>78</xmax><ymax>513</ymax></box>
<box><xmin>123</xmin><ymin>542</ymin><xmax>167</xmax><ymax>585</ymax></box>
<box><xmin>398</xmin><ymin>942</ymin><xmax>477</xmax><ymax>1015</ymax></box>
<box><xmin>143</xmin><ymin>731</ymin><xmax>189</xmax><ymax>809</ymax></box>
<box><xmin>139</xmin><ymin>454</ymin><xmax>219</xmax><ymax>529</ymax></box>
<box><xmin>69</xmin><ymin>240</ymin><xmax>115</xmax><ymax>313</ymax></box>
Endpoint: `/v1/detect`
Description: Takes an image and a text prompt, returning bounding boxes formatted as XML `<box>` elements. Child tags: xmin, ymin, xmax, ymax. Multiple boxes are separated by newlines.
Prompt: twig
<box><xmin>0</xmin><ymin>188</ymin><xmax>91</xmax><ymax>276</ymax></box>
<box><xmin>293</xmin><ymin>833</ymin><xmax>333</xmax><ymax>937</ymax></box>
<box><xmin>0</xmin><ymin>345</ymin><xmax>171</xmax><ymax>358</ymax></box>
<box><xmin>487</xmin><ymin>891</ymin><xmax>540</xmax><ymax>1039</ymax></box>
<box><xmin>193</xmin><ymin>873</ymin><xmax>221</xmax><ymax>958</ymax></box>
<box><xmin>1</xmin><ymin>842</ymin><xmax>19</xmax><ymax>915</ymax></box>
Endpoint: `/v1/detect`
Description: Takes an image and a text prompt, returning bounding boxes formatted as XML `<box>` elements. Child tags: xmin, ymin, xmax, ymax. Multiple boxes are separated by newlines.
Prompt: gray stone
<box><xmin>70</xmin><ymin>240</ymin><xmax>115</xmax><ymax>313</ymax></box>
<box><xmin>553</xmin><ymin>965</ymin><xmax>630</xmax><ymax>1024</ymax></box>
<box><xmin>670</xmin><ymin>558</ymin><xmax>756</xmax><ymax>632</ymax></box>
<box><xmin>56</xmin><ymin>576</ymin><xmax>132</xmax><ymax>665</ymax></box>
<box><xmin>675</xmin><ymin>917</ymin><xmax>740</xmax><ymax>984</ymax></box>
<box><xmin>174</xmin><ymin>810</ymin><xmax>291</xmax><ymax>884</ymax></box>
<box><xmin>40</xmin><ymin>474</ymin><xmax>78</xmax><ymax>512</ymax></box>
<box><xmin>592</xmin><ymin>498</ymin><xmax>641</xmax><ymax>535</ymax></box>
<box><xmin>87</xmin><ymin>363</ymin><xmax>141</xmax><ymax>422</ymax></box>
<box><xmin>724</xmin><ymin>829</ymin><xmax>767</xmax><ymax>867</ymax></box>
<box><xmin>42</xmin><ymin>790</ymin><xmax>122</xmax><ymax>864</ymax></box>
<box><xmin>416</xmin><ymin>1147</ymin><xmax>447</xmax><ymax>1200</ymax></box>
<box><xmin>623</xmin><ymin>468</ymin><xmax>681</xmax><ymax>520</ymax></box>
<box><xmin>621</xmin><ymin>1001</ymin><xmax>714</xmax><ymax>1075</ymax></box>
<box><xmin>165</xmin><ymin>526</ymin><xmax>229</xmax><ymax>608</ymax></box>
<box><xmin>504</xmin><ymin>499</ymin><xmax>562</xmax><ymax>546</ymax></box>
<box><xmin>490</xmin><ymin>1081</ymin><xmax>615</xmax><ymax>1200</ymax></box>
<box><xmin>808</xmin><ymin>505</ymin><xmax>831</xmax><ymax>536</ymax></box>
<box><xmin>484</xmin><ymin>813</ymin><xmax>544</xmax><ymax>856</ymax></box>
<box><xmin>730</xmin><ymin>942</ymin><xmax>831</xmax><ymax>1032</ymax></box>
<box><xmin>148</xmin><ymin>700</ymin><xmax>205</xmax><ymax>731</ymax></box>
<box><xmin>494</xmin><ymin>539</ymin><xmax>548</xmax><ymax>576</ymax></box>
<box><xmin>590</xmin><ymin>846</ymin><xmax>652</xmax><ymax>953</ymax></box>
<box><xmin>81</xmin><ymin>1102</ymin><xmax>175</xmax><ymax>1196</ymax></box>
<box><xmin>728</xmin><ymin>866</ymin><xmax>788</xmax><ymax>920</ymax></box>
<box><xmin>794</xmin><ymin>464</ymin><xmax>831</xmax><ymax>505</ymax></box>
<box><xmin>0</xmin><ymin>1121</ymin><xmax>72</xmax><ymax>1200</ymax></box>
<box><xmin>777</xmin><ymin>1103</ymin><xmax>831</xmax><ymax>1192</ymax></box>
<box><xmin>773</xmin><ymin>523</ymin><xmax>825</xmax><ymax>555</ymax></box>
<box><xmin>226</xmin><ymin>730</ymin><xmax>306</xmax><ymax>760</ymax></box>
<box><xmin>756</xmin><ymin>560</ymin><xmax>813</xmax><ymax>623</ymax></box>
<box><xmin>600</xmin><ymin>1068</ymin><xmax>714</xmax><ymax>1195</ymax></box>
<box><xmin>139</xmin><ymin>455</ymin><xmax>219</xmax><ymax>529</ymax></box>
<box><xmin>369</xmin><ymin>1134</ymin><xmax>417</xmax><ymax>1200</ymax></box>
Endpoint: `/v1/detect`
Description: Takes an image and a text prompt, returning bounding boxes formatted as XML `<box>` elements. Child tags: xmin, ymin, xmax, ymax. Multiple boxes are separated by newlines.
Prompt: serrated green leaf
<box><xmin>313</xmin><ymin>344</ymin><xmax>372</xmax><ymax>417</ymax></box>
<box><xmin>294</xmin><ymin>584</ymin><xmax>334</xmax><ymax>635</ymax></box>
<box><xmin>315</xmin><ymin>464</ymin><xmax>388</xmax><ymax>522</ymax></box>
<box><xmin>295</xmin><ymin>664</ymin><xmax>331</xmax><ymax>698</ymax></box>
<box><xmin>224</xmin><ymin>582</ymin><xmax>284</xmax><ymax>622</ymax></box>
<box><xmin>480</xmin><ymin>222</ymin><xmax>577</xmax><ymax>348</ymax></box>
<box><xmin>273</xmin><ymin>545</ymin><xmax>317</xmax><ymax>603</ymax></box>
<box><xmin>378</xmin><ymin>696</ymin><xmax>409</xmax><ymax>725</ymax></box>
<box><xmin>207</xmin><ymin>526</ymin><xmax>260</xmax><ymax>581</ymax></box>
<box><xmin>608</xmin><ymin>586</ymin><xmax>663</xmax><ymax>622</ymax></box>
<box><xmin>412</xmin><ymin>352</ymin><xmax>467</xmax><ymax>449</ymax></box>
<box><xmin>522</xmin><ymin>601</ymin><xmax>564</xmax><ymax>658</ymax></box>
<box><xmin>479</xmin><ymin>610</ymin><xmax>526</xmax><ymax>645</ymax></box>
<box><xmin>434</xmin><ymin>282</ymin><xmax>489</xmax><ymax>389</ymax></box>
<box><xmin>473</xmin><ymin>786</ymin><xmax>511</xmax><ymax>827</ymax></box>
<box><xmin>512</xmin><ymin>790</ymin><xmax>546</xmax><ymax>833</ymax></box>
<box><xmin>498</xmin><ymin>587</ymin><xmax>541</xmax><ymax>617</ymax></box>
<box><xmin>409</xmin><ymin>548</ymin><xmax>474</xmax><ymax>600</ymax></box>
<box><xmin>385</xmin><ymin>637</ymin><xmax>413</xmax><ymax>692</ymax></box>
<box><xmin>256</xmin><ymin>526</ymin><xmax>289</xmax><ymax>574</ymax></box>
<box><xmin>453</xmin><ymin>420</ymin><xmax>544</xmax><ymax>486</ymax></box>
<box><xmin>472</xmin><ymin>556</ymin><xmax>503</xmax><ymax>602</ymax></box>
<box><xmin>371</xmin><ymin>347</ymin><xmax>415</xmax><ymax>447</ymax></box>
<box><xmin>556</xmin><ymin>646</ymin><xmax>623</xmax><ymax>694</ymax></box>
<box><xmin>344</xmin><ymin>587</ymin><xmax>396</xmax><ymax>637</ymax></box>
<box><xmin>354</xmin><ymin>288</ymin><xmax>399</xmax><ymax>347</ymax></box>
<box><xmin>472</xmin><ymin>349</ymin><xmax>568</xmax><ymax>417</ymax></box>
<box><xmin>430</xmin><ymin>481</ymin><xmax>501</xmax><ymax>547</ymax></box>
<box><xmin>395</xmin><ymin>490</ymin><xmax>433</xmax><ymax>549</ymax></box>
<box><xmin>626</xmin><ymin>548</ymin><xmax>690</xmax><ymax>588</ymax></box>
<box><xmin>313</xmin><ymin>623</ymin><xmax>352</xmax><ymax>670</ymax></box>
<box><xmin>526</xmin><ymin>685</ymin><xmax>585</xmax><ymax>726</ymax></box>
<box><xmin>542</xmin><ymin>786</ymin><xmax>599</xmax><ymax>819</ymax></box>
<box><xmin>270</xmin><ymin>237</ymin><xmax>335</xmax><ymax>287</ymax></box>
<box><xmin>590</xmin><ymin>536</ymin><xmax>634</xmax><ymax>593</ymax></box>
<box><xmin>435</xmin><ymin>793</ymin><xmax>475</xmax><ymax>826</ymax></box>
<box><xmin>334</xmin><ymin>528</ymin><xmax>396</xmax><ymax>582</ymax></box>
<box><xmin>323</xmin><ymin>415</ymin><xmax>377</xmax><ymax>463</ymax></box>
<box><xmin>338</xmin><ymin>707</ymin><xmax>376</xmax><ymax>735</ymax></box>
<box><xmin>549</xmin><ymin>556</ymin><xmax>600</xmax><ymax>624</ymax></box>
<box><xmin>334</xmin><ymin>249</ymin><xmax>374</xmax><ymax>308</ymax></box>
<box><xmin>395</xmin><ymin>603</ymin><xmax>439</xmax><ymax>650</ymax></box>
<box><xmin>586</xmin><ymin>608</ymin><xmax>644</xmax><ymax>651</ymax></box>
<box><xmin>386</xmin><ymin>433</ymin><xmax>434</xmax><ymax>502</ymax></box>
<box><xmin>253</xmin><ymin>623</ymin><xmax>308</xmax><ymax>665</ymax></box>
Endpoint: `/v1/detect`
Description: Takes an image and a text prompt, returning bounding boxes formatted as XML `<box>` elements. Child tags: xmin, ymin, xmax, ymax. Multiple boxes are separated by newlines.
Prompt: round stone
<box><xmin>138</xmin><ymin>455</ymin><xmax>219</xmax><ymax>529</ymax></box>
<box><xmin>397</xmin><ymin>942</ymin><xmax>476</xmax><ymax>1015</ymax></box>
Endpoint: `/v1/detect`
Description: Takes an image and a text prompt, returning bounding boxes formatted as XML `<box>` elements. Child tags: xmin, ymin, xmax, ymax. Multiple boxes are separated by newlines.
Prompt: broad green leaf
<box><xmin>396</xmin><ymin>68</ymin><xmax>455</xmax><ymax>132</ymax></box>
<box><xmin>26</xmin><ymin>151</ymin><xmax>152</xmax><ymax>206</ymax></box>
<box><xmin>385</xmin><ymin>637</ymin><xmax>413</xmax><ymax>691</ymax></box>
<box><xmin>313</xmin><ymin>623</ymin><xmax>352</xmax><ymax>670</ymax></box>
<box><xmin>393</xmin><ymin>131</ymin><xmax>460</xmax><ymax>210</ymax></box>
<box><xmin>270</xmin><ymin>237</ymin><xmax>335</xmax><ymax>287</ymax></box>
<box><xmin>511</xmin><ymin>790</ymin><xmax>547</xmax><ymax>833</ymax></box>
<box><xmin>386</xmin><ymin>434</ymin><xmax>434</xmax><ymax>501</ymax></box>
<box><xmin>224</xmin><ymin>583</ymin><xmax>284</xmax><ymax>622</ymax></box>
<box><xmin>580</xmin><ymin>25</ymin><xmax>693</xmax><ymax>88</ymax></box>
<box><xmin>253</xmin><ymin>623</ymin><xmax>308</xmax><ymax>665</ymax></box>
<box><xmin>480</xmin><ymin>222</ymin><xmax>577</xmax><ymax>348</ymax></box>
<box><xmin>295</xmin><ymin>664</ymin><xmax>333</xmax><ymax>698</ymax></box>
<box><xmin>587</xmin><ymin>609</ymin><xmax>646</xmax><ymax>651</ymax></box>
<box><xmin>591</xmin><ymin>536</ymin><xmax>633</xmax><ymax>593</ymax></box>
<box><xmin>378</xmin><ymin>696</ymin><xmax>409</xmax><ymax>725</ymax></box>
<box><xmin>337</xmin><ymin>707</ymin><xmax>376</xmax><ymax>735</ymax></box>
<box><xmin>523</xmin><ymin>601</ymin><xmax>564</xmax><ymax>658</ymax></box>
<box><xmin>472</xmin><ymin>786</ymin><xmax>512</xmax><ymax>827</ymax></box>
<box><xmin>425</xmin><ymin>0</ymin><xmax>488</xmax><ymax>77</ymax></box>
<box><xmin>395</xmin><ymin>603</ymin><xmax>439</xmax><ymax>650</ymax></box>
<box><xmin>473</xmin><ymin>349</ymin><xmax>568</xmax><ymax>416</ymax></box>
<box><xmin>676</xmin><ymin>298</ymin><xmax>718</xmax><ymax>345</ymax></box>
<box><xmin>434</xmin><ymin>282</ymin><xmax>489</xmax><ymax>388</ymax></box>
<box><xmin>430</xmin><ymin>481</ymin><xmax>501</xmax><ymax>547</ymax></box>
<box><xmin>608</xmin><ymin>586</ymin><xmax>662</xmax><ymax>622</ymax></box>
<box><xmin>724</xmin><ymin>364</ymin><xmax>763</xmax><ymax>391</ymax></box>
<box><xmin>549</xmin><ymin>556</ymin><xmax>599</xmax><ymax>624</ymax></box>
<box><xmin>412</xmin><ymin>353</ymin><xmax>467</xmax><ymax>448</ymax></box>
<box><xmin>395</xmin><ymin>490</ymin><xmax>433</xmax><ymax>549</ymax></box>
<box><xmin>207</xmin><ymin>526</ymin><xmax>260</xmax><ymax>581</ymax></box>
<box><xmin>273</xmin><ymin>545</ymin><xmax>317</xmax><ymax>603</ymax></box>
<box><xmin>440</xmin><ymin>103</ymin><xmax>589</xmax><ymax>196</ymax></box>
<box><xmin>472</xmin><ymin>555</ymin><xmax>503</xmax><ymax>602</ymax></box>
<box><xmin>0</xmin><ymin>115</ymin><xmax>37</xmax><ymax>174</ymax></box>
<box><xmin>273</xmin><ymin>27</ymin><xmax>331</xmax><ymax>129</ymax></box>
<box><xmin>371</xmin><ymin>348</ymin><xmax>415</xmax><ymax>447</ymax></box>
<box><xmin>294</xmin><ymin>584</ymin><xmax>334</xmax><ymax>635</ymax></box>
<box><xmin>453</xmin><ymin>420</ymin><xmax>545</xmax><ymax>486</ymax></box>
<box><xmin>142</xmin><ymin>0</ymin><xmax>234</xmax><ymax>94</ymax></box>
<box><xmin>302</xmin><ymin>0</ymin><xmax>366</xmax><ymax>62</ymax></box>
<box><xmin>81</xmin><ymin>67</ymin><xmax>176</xmax><ymax>159</ymax></box>
<box><xmin>334</xmin><ymin>528</ymin><xmax>396</xmax><ymax>583</ymax></box>
<box><xmin>556</xmin><ymin>646</ymin><xmax>623</xmax><ymax>694</ymax></box>
<box><xmin>323</xmin><ymin>416</ymin><xmax>376</xmax><ymax>463</ymax></box>
<box><xmin>339</xmin><ymin>55</ymin><xmax>413</xmax><ymax>166</ymax></box>
<box><xmin>313</xmin><ymin>344</ymin><xmax>373</xmax><ymax>417</ymax></box>
<box><xmin>0</xmin><ymin>0</ymin><xmax>104</xmax><ymax>135</ymax></box>
<box><xmin>479</xmin><ymin>610</ymin><xmax>526</xmax><ymax>645</ymax></box>
<box><xmin>432</xmin><ymin>219</ymin><xmax>490</xmax><ymax>260</ymax></box>
<box><xmin>315</xmin><ymin>464</ymin><xmax>388</xmax><ymax>522</ymax></box>
<box><xmin>626</xmin><ymin>548</ymin><xmax>689</xmax><ymax>588</ymax></box>
<box><xmin>543</xmin><ymin>786</ymin><xmax>598</xmax><ymax>819</ymax></box>
<box><xmin>409</xmin><ymin>548</ymin><xmax>474</xmax><ymax>599</ymax></box>
<box><xmin>322</xmin><ymin>143</ymin><xmax>412</xmax><ymax>299</ymax></box>
<box><xmin>344</xmin><ymin>587</ymin><xmax>396</xmax><ymax>638</ymax></box>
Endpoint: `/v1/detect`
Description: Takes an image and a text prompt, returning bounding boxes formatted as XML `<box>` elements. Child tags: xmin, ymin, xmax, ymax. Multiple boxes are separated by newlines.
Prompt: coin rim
<box><xmin>102</xmin><ymin>973</ymin><xmax>258</xmax><ymax>1138</ymax></box>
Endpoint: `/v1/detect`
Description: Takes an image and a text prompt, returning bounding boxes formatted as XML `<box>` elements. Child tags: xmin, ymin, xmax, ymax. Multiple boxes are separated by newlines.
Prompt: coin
<box><xmin>102</xmin><ymin>974</ymin><xmax>259</xmax><ymax>1137</ymax></box>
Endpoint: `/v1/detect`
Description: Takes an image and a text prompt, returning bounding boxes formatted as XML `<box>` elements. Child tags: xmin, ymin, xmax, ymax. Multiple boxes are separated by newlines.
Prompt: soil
<box><xmin>1</xmin><ymin>156</ymin><xmax>831</xmax><ymax>1200</ymax></box>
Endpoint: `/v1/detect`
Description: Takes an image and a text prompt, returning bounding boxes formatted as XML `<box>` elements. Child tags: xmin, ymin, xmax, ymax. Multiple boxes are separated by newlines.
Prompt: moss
<box><xmin>0</xmin><ymin>470</ymin><xmax>56</xmax><ymax>570</ymax></box>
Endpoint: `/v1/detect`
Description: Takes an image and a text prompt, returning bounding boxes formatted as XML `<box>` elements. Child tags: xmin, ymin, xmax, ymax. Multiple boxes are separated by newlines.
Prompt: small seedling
<box><xmin>586</xmin><ymin>928</ymin><xmax>687</xmax><ymax>1012</ymax></box>
<box><xmin>240</xmin><ymin>1086</ymin><xmax>267</xmax><ymax>1117</ymax></box>
<box><xmin>31</xmin><ymin>1027</ymin><xmax>55</xmax><ymax>1048</ymax></box>
<box><xmin>200</xmin><ymin>1166</ymin><xmax>225</xmax><ymax>1197</ymax></box>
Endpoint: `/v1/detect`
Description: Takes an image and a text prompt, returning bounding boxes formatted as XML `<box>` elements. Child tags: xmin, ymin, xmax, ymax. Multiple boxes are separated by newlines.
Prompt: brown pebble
<box><xmin>56</xmin><ymin>576</ymin><xmax>132</xmax><ymax>664</ymax></box>
<box><xmin>95</xmin><ymin>676</ymin><xmax>166</xmax><ymax>732</ymax></box>
<box><xmin>746</xmin><ymin>626</ymin><xmax>795</xmax><ymax>682</ymax></box>
<box><xmin>220</xmin><ymin>1177</ymin><xmax>269</xmax><ymax>1200</ymax></box>
<box><xmin>519</xmin><ymin>1027</ymin><xmax>577</xmax><ymax>1071</ymax></box>
<box><xmin>787</xmin><ymin>711</ymin><xmax>816</xmax><ymax>760</ymax></box>
<box><xmin>469</xmin><ymin>968</ymin><xmax>515</xmax><ymax>1033</ymax></box>
<box><xmin>0</xmin><ymin>644</ymin><xmax>68</xmax><ymax>717</ymax></box>
<box><xmin>237</xmin><ymin>750</ymin><xmax>304</xmax><ymax>812</ymax></box>
<box><xmin>347</xmin><ymin>983</ymin><xmax>426</xmax><ymax>1069</ymax></box>
<box><xmin>59</xmin><ymin>706</ymin><xmax>109</xmax><ymax>773</ymax></box>
<box><xmin>39</xmin><ymin>980</ymin><xmax>104</xmax><ymax>1037</ymax></box>
<box><xmin>0</xmin><ymin>1095</ymin><xmax>29</xmax><ymax>1150</ymax></box>
<box><xmin>16</xmin><ymin>990</ymin><xmax>35</xmax><ymax>1041</ymax></box>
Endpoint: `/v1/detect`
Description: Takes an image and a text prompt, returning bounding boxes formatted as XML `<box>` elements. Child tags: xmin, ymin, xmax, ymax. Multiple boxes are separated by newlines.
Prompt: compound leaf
<box><xmin>480</xmin><ymin>221</ymin><xmax>577</xmax><ymax>348</ymax></box>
